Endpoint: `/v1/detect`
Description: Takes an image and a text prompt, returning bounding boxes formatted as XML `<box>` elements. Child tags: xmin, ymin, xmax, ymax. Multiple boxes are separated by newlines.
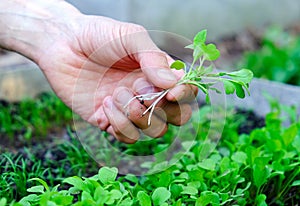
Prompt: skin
<box><xmin>0</xmin><ymin>0</ymin><xmax>197</xmax><ymax>143</ymax></box>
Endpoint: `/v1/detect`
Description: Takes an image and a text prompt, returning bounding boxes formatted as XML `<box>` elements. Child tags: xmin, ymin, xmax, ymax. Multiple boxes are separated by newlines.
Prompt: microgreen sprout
<box><xmin>125</xmin><ymin>30</ymin><xmax>254</xmax><ymax>125</ymax></box>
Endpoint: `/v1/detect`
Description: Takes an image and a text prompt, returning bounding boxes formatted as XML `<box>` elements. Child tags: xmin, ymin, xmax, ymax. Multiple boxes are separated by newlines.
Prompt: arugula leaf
<box><xmin>170</xmin><ymin>60</ymin><xmax>186</xmax><ymax>70</ymax></box>
<box><xmin>98</xmin><ymin>167</ymin><xmax>118</xmax><ymax>184</ymax></box>
<box><xmin>194</xmin><ymin>30</ymin><xmax>207</xmax><ymax>44</ymax></box>
<box><xmin>151</xmin><ymin>187</ymin><xmax>171</xmax><ymax>205</ymax></box>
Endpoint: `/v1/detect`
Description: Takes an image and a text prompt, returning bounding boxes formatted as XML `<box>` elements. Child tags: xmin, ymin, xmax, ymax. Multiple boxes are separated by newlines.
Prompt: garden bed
<box><xmin>1</xmin><ymin>26</ymin><xmax>300</xmax><ymax>205</ymax></box>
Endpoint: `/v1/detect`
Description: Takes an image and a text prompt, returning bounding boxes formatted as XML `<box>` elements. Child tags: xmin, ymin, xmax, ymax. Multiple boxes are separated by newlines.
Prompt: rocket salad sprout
<box><xmin>125</xmin><ymin>30</ymin><xmax>254</xmax><ymax>125</ymax></box>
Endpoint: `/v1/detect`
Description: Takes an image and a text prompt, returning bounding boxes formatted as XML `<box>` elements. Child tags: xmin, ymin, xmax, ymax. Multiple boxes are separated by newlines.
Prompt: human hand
<box><xmin>0</xmin><ymin>0</ymin><xmax>198</xmax><ymax>143</ymax></box>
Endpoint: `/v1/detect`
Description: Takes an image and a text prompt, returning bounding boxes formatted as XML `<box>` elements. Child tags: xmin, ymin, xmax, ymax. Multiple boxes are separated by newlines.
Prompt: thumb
<box><xmin>138</xmin><ymin>52</ymin><xmax>178</xmax><ymax>89</ymax></box>
<box><xmin>120</xmin><ymin>23</ymin><xmax>177</xmax><ymax>89</ymax></box>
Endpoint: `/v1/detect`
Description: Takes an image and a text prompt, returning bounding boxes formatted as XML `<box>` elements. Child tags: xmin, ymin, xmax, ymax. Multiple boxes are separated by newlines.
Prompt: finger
<box><xmin>167</xmin><ymin>84</ymin><xmax>198</xmax><ymax>103</ymax></box>
<box><xmin>103</xmin><ymin>96</ymin><xmax>139</xmax><ymax>144</ymax></box>
<box><xmin>95</xmin><ymin>106</ymin><xmax>110</xmax><ymax>131</ymax></box>
<box><xmin>132</xmin><ymin>78</ymin><xmax>193</xmax><ymax>126</ymax></box>
<box><xmin>113</xmin><ymin>87</ymin><xmax>168</xmax><ymax>138</ymax></box>
<box><xmin>138</xmin><ymin>51</ymin><xmax>178</xmax><ymax>89</ymax></box>
<box><xmin>133</xmin><ymin>77</ymin><xmax>161</xmax><ymax>95</ymax></box>
<box><xmin>146</xmin><ymin>99</ymin><xmax>193</xmax><ymax>126</ymax></box>
<box><xmin>119</xmin><ymin>25</ymin><xmax>178</xmax><ymax>89</ymax></box>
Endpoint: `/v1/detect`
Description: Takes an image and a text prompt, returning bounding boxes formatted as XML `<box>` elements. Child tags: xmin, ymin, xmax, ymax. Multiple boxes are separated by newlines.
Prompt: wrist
<box><xmin>0</xmin><ymin>0</ymin><xmax>82</xmax><ymax>63</ymax></box>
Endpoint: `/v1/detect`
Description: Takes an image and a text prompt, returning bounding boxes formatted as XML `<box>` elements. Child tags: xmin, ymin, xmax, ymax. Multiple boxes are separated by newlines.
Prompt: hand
<box><xmin>0</xmin><ymin>0</ymin><xmax>198</xmax><ymax>143</ymax></box>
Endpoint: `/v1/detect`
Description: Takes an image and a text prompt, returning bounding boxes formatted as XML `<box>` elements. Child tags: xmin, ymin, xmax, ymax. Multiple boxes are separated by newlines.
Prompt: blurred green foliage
<box><xmin>240</xmin><ymin>26</ymin><xmax>300</xmax><ymax>85</ymax></box>
<box><xmin>0</xmin><ymin>92</ymin><xmax>73</xmax><ymax>141</ymax></box>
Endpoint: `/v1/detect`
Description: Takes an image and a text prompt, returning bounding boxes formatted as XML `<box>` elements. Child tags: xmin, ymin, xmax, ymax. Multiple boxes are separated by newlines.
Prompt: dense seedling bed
<box><xmin>1</xmin><ymin>28</ymin><xmax>300</xmax><ymax>206</ymax></box>
<box><xmin>0</xmin><ymin>96</ymin><xmax>299</xmax><ymax>205</ymax></box>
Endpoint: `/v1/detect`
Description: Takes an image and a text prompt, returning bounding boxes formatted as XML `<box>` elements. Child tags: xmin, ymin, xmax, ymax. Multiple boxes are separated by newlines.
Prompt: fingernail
<box><xmin>157</xmin><ymin>69</ymin><xmax>177</xmax><ymax>82</ymax></box>
<box><xmin>134</xmin><ymin>79</ymin><xmax>154</xmax><ymax>94</ymax></box>
<box><xmin>115</xmin><ymin>89</ymin><xmax>133</xmax><ymax>105</ymax></box>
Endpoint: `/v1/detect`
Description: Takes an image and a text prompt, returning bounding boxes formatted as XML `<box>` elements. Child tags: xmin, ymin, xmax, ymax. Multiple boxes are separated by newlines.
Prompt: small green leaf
<box><xmin>137</xmin><ymin>191</ymin><xmax>152</xmax><ymax>206</ymax></box>
<box><xmin>256</xmin><ymin>194</ymin><xmax>267</xmax><ymax>206</ymax></box>
<box><xmin>98</xmin><ymin>167</ymin><xmax>118</xmax><ymax>184</ymax></box>
<box><xmin>106</xmin><ymin>190</ymin><xmax>123</xmax><ymax>204</ymax></box>
<box><xmin>124</xmin><ymin>174</ymin><xmax>139</xmax><ymax>184</ymax></box>
<box><xmin>194</xmin><ymin>30</ymin><xmax>207</xmax><ymax>44</ymax></box>
<box><xmin>223</xmin><ymin>80</ymin><xmax>235</xmax><ymax>95</ymax></box>
<box><xmin>228</xmin><ymin>81</ymin><xmax>246</xmax><ymax>98</ymax></box>
<box><xmin>151</xmin><ymin>187</ymin><xmax>171</xmax><ymax>206</ymax></box>
<box><xmin>27</xmin><ymin>185</ymin><xmax>45</xmax><ymax>194</ymax></box>
<box><xmin>19</xmin><ymin>194</ymin><xmax>39</xmax><ymax>204</ymax></box>
<box><xmin>282</xmin><ymin>124</ymin><xmax>298</xmax><ymax>146</ymax></box>
<box><xmin>63</xmin><ymin>176</ymin><xmax>85</xmax><ymax>191</ymax></box>
<box><xmin>227</xmin><ymin>69</ymin><xmax>254</xmax><ymax>84</ymax></box>
<box><xmin>94</xmin><ymin>186</ymin><xmax>108</xmax><ymax>201</ymax></box>
<box><xmin>181</xmin><ymin>186</ymin><xmax>198</xmax><ymax>195</ymax></box>
<box><xmin>198</xmin><ymin>159</ymin><xmax>216</xmax><ymax>171</ymax></box>
<box><xmin>119</xmin><ymin>198</ymin><xmax>134</xmax><ymax>206</ymax></box>
<box><xmin>170</xmin><ymin>60</ymin><xmax>186</xmax><ymax>70</ymax></box>
<box><xmin>253</xmin><ymin>157</ymin><xmax>271</xmax><ymax>189</ymax></box>
<box><xmin>0</xmin><ymin>198</ymin><xmax>7</xmax><ymax>206</ymax></box>
<box><xmin>196</xmin><ymin>191</ymin><xmax>220</xmax><ymax>206</ymax></box>
<box><xmin>52</xmin><ymin>195</ymin><xmax>74</xmax><ymax>205</ymax></box>
<box><xmin>231</xmin><ymin>151</ymin><xmax>248</xmax><ymax>164</ymax></box>
<box><xmin>81</xmin><ymin>191</ymin><xmax>94</xmax><ymax>201</ymax></box>
<box><xmin>292</xmin><ymin>180</ymin><xmax>300</xmax><ymax>187</ymax></box>
<box><xmin>170</xmin><ymin>184</ymin><xmax>183</xmax><ymax>199</ymax></box>
<box><xmin>29</xmin><ymin>178</ymin><xmax>50</xmax><ymax>192</ymax></box>
<box><xmin>203</xmin><ymin>43</ymin><xmax>220</xmax><ymax>61</ymax></box>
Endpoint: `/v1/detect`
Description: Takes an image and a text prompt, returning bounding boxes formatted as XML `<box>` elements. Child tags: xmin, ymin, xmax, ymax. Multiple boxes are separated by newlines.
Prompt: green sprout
<box><xmin>126</xmin><ymin>30</ymin><xmax>254</xmax><ymax>125</ymax></box>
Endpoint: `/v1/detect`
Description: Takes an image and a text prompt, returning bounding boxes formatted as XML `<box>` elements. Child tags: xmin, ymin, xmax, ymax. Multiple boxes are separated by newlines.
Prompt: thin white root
<box><xmin>123</xmin><ymin>89</ymin><xmax>170</xmax><ymax>126</ymax></box>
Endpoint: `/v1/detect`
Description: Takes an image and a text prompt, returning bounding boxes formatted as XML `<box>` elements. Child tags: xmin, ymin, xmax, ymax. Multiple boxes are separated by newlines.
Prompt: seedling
<box><xmin>125</xmin><ymin>30</ymin><xmax>253</xmax><ymax>125</ymax></box>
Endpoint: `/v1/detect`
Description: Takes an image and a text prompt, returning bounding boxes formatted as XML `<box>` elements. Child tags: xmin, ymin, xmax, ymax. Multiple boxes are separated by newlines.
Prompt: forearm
<box><xmin>0</xmin><ymin>0</ymin><xmax>81</xmax><ymax>63</ymax></box>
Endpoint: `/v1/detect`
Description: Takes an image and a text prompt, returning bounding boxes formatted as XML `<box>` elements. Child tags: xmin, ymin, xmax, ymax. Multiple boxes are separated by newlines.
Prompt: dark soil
<box><xmin>237</xmin><ymin>109</ymin><xmax>265</xmax><ymax>134</ymax></box>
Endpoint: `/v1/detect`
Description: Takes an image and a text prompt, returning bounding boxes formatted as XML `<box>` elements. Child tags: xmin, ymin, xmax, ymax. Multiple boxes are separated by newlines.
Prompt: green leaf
<box><xmin>118</xmin><ymin>198</ymin><xmax>134</xmax><ymax>206</ymax></box>
<box><xmin>137</xmin><ymin>191</ymin><xmax>152</xmax><ymax>206</ymax></box>
<box><xmin>292</xmin><ymin>180</ymin><xmax>300</xmax><ymax>187</ymax></box>
<box><xmin>94</xmin><ymin>186</ymin><xmax>108</xmax><ymax>201</ymax></box>
<box><xmin>223</xmin><ymin>80</ymin><xmax>236</xmax><ymax>95</ymax></box>
<box><xmin>106</xmin><ymin>190</ymin><xmax>123</xmax><ymax>205</ymax></box>
<box><xmin>282</xmin><ymin>124</ymin><xmax>298</xmax><ymax>146</ymax></box>
<box><xmin>203</xmin><ymin>43</ymin><xmax>220</xmax><ymax>61</ymax></box>
<box><xmin>170</xmin><ymin>184</ymin><xmax>183</xmax><ymax>199</ymax></box>
<box><xmin>292</xmin><ymin>135</ymin><xmax>300</xmax><ymax>153</ymax></box>
<box><xmin>256</xmin><ymin>194</ymin><xmax>267</xmax><ymax>206</ymax></box>
<box><xmin>228</xmin><ymin>81</ymin><xmax>246</xmax><ymax>98</ymax></box>
<box><xmin>63</xmin><ymin>176</ymin><xmax>85</xmax><ymax>191</ymax></box>
<box><xmin>82</xmin><ymin>191</ymin><xmax>93</xmax><ymax>201</ymax></box>
<box><xmin>231</xmin><ymin>151</ymin><xmax>248</xmax><ymax>164</ymax></box>
<box><xmin>0</xmin><ymin>198</ymin><xmax>7</xmax><ymax>206</ymax></box>
<box><xmin>181</xmin><ymin>186</ymin><xmax>198</xmax><ymax>195</ymax></box>
<box><xmin>98</xmin><ymin>167</ymin><xmax>118</xmax><ymax>184</ymax></box>
<box><xmin>227</xmin><ymin>69</ymin><xmax>254</xmax><ymax>84</ymax></box>
<box><xmin>27</xmin><ymin>185</ymin><xmax>45</xmax><ymax>194</ymax></box>
<box><xmin>52</xmin><ymin>195</ymin><xmax>74</xmax><ymax>205</ymax></box>
<box><xmin>151</xmin><ymin>187</ymin><xmax>171</xmax><ymax>206</ymax></box>
<box><xmin>170</xmin><ymin>60</ymin><xmax>186</xmax><ymax>70</ymax></box>
<box><xmin>19</xmin><ymin>194</ymin><xmax>39</xmax><ymax>204</ymax></box>
<box><xmin>198</xmin><ymin>159</ymin><xmax>216</xmax><ymax>171</ymax></box>
<box><xmin>124</xmin><ymin>174</ymin><xmax>139</xmax><ymax>184</ymax></box>
<box><xmin>253</xmin><ymin>157</ymin><xmax>271</xmax><ymax>189</ymax></box>
<box><xmin>194</xmin><ymin>30</ymin><xmax>207</xmax><ymax>44</ymax></box>
<box><xmin>196</xmin><ymin>191</ymin><xmax>220</xmax><ymax>206</ymax></box>
<box><xmin>29</xmin><ymin>178</ymin><xmax>50</xmax><ymax>192</ymax></box>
